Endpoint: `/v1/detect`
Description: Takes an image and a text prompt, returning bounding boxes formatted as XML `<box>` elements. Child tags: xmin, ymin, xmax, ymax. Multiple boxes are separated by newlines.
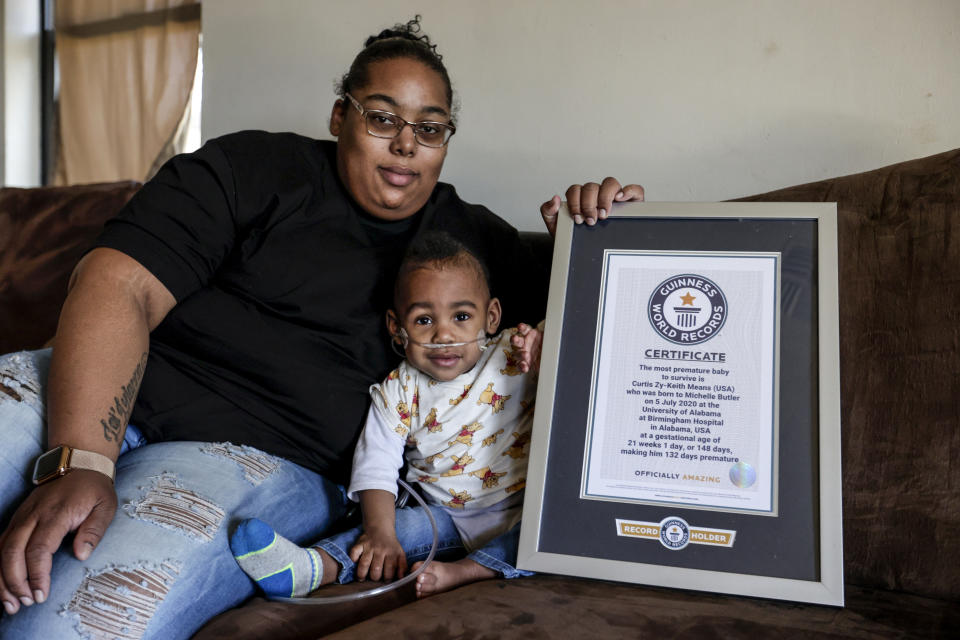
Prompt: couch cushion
<box><xmin>193</xmin><ymin>581</ymin><xmax>416</xmax><ymax>640</ymax></box>
<box><xmin>0</xmin><ymin>182</ymin><xmax>140</xmax><ymax>353</ymax></box>
<box><xmin>736</xmin><ymin>148</ymin><xmax>960</xmax><ymax>600</ymax></box>
<box><xmin>196</xmin><ymin>575</ymin><xmax>959</xmax><ymax>639</ymax></box>
<box><xmin>317</xmin><ymin>575</ymin><xmax>958</xmax><ymax>640</ymax></box>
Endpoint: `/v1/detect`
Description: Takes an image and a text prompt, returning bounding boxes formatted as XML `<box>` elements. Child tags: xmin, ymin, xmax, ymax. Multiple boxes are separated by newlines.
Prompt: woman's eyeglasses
<box><xmin>345</xmin><ymin>93</ymin><xmax>456</xmax><ymax>148</ymax></box>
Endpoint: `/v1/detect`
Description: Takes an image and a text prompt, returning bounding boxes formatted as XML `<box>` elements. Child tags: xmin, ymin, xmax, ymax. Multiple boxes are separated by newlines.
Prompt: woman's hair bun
<box><xmin>338</xmin><ymin>15</ymin><xmax>456</xmax><ymax>120</ymax></box>
<box><xmin>364</xmin><ymin>15</ymin><xmax>441</xmax><ymax>61</ymax></box>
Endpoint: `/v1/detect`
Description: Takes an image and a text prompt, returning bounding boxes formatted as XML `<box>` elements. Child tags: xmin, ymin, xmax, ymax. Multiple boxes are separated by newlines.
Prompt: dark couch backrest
<box><xmin>738</xmin><ymin>148</ymin><xmax>960</xmax><ymax>600</ymax></box>
<box><xmin>0</xmin><ymin>182</ymin><xmax>141</xmax><ymax>353</ymax></box>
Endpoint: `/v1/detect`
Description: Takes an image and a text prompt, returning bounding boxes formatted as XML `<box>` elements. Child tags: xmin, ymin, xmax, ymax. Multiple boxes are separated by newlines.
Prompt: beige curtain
<box><xmin>54</xmin><ymin>0</ymin><xmax>200</xmax><ymax>185</ymax></box>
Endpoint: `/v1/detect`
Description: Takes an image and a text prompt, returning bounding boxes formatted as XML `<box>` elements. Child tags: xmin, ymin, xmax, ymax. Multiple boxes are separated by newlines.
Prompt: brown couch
<box><xmin>1</xmin><ymin>149</ymin><xmax>957</xmax><ymax>638</ymax></box>
<box><xmin>0</xmin><ymin>181</ymin><xmax>142</xmax><ymax>355</ymax></box>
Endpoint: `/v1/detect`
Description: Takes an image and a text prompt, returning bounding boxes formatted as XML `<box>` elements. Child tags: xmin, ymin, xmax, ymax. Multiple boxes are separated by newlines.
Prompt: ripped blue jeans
<box><xmin>317</xmin><ymin>506</ymin><xmax>531</xmax><ymax>583</ymax></box>
<box><xmin>0</xmin><ymin>349</ymin><xmax>349</xmax><ymax>640</ymax></box>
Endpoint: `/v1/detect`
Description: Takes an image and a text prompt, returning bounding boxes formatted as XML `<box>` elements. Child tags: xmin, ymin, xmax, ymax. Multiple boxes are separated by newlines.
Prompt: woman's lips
<box><xmin>379</xmin><ymin>165</ymin><xmax>418</xmax><ymax>187</ymax></box>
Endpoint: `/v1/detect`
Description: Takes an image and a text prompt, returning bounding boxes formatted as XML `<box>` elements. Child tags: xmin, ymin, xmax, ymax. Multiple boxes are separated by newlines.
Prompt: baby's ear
<box><xmin>386</xmin><ymin>309</ymin><xmax>402</xmax><ymax>343</ymax></box>
<box><xmin>486</xmin><ymin>297</ymin><xmax>502</xmax><ymax>333</ymax></box>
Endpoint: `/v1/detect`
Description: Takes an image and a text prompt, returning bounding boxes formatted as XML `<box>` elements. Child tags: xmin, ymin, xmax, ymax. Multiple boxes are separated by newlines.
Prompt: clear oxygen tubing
<box><xmin>391</xmin><ymin>329</ymin><xmax>490</xmax><ymax>357</ymax></box>
<box><xmin>271</xmin><ymin>478</ymin><xmax>439</xmax><ymax>605</ymax></box>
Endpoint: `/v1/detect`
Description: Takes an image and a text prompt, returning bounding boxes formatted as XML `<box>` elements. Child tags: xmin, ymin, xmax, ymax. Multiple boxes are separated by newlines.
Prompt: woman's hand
<box><xmin>540</xmin><ymin>178</ymin><xmax>645</xmax><ymax>236</ymax></box>
<box><xmin>348</xmin><ymin>527</ymin><xmax>408</xmax><ymax>582</ymax></box>
<box><xmin>510</xmin><ymin>322</ymin><xmax>543</xmax><ymax>374</ymax></box>
<box><xmin>0</xmin><ymin>471</ymin><xmax>117</xmax><ymax>614</ymax></box>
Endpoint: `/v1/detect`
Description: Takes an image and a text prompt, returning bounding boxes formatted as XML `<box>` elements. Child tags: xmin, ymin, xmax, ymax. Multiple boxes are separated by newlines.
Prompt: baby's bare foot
<box><xmin>411</xmin><ymin>559</ymin><xmax>496</xmax><ymax>598</ymax></box>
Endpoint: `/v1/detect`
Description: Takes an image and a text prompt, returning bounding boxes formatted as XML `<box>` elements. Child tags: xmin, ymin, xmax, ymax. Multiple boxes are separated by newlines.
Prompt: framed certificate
<box><xmin>517</xmin><ymin>202</ymin><xmax>843</xmax><ymax>606</ymax></box>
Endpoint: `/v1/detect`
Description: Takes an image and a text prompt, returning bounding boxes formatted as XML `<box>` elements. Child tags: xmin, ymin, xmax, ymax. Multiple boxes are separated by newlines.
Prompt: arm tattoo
<box><xmin>100</xmin><ymin>353</ymin><xmax>148</xmax><ymax>443</ymax></box>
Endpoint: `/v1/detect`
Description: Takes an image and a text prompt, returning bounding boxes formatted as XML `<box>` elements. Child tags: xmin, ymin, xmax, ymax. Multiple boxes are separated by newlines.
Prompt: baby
<box><xmin>230</xmin><ymin>230</ymin><xmax>542</xmax><ymax>598</ymax></box>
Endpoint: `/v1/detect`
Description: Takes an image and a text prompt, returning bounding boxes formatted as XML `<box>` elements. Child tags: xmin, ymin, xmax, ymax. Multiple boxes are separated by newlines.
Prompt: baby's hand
<box><xmin>510</xmin><ymin>322</ymin><xmax>543</xmax><ymax>374</ymax></box>
<box><xmin>349</xmin><ymin>527</ymin><xmax>407</xmax><ymax>581</ymax></box>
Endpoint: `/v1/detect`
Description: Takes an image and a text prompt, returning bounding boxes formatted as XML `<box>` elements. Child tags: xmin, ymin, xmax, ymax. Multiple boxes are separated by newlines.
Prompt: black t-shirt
<box><xmin>93</xmin><ymin>131</ymin><xmax>548</xmax><ymax>483</ymax></box>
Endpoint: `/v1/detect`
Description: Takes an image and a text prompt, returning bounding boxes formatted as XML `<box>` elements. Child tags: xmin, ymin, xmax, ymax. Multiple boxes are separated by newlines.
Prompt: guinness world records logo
<box><xmin>658</xmin><ymin>516</ymin><xmax>690</xmax><ymax>550</ymax></box>
<box><xmin>648</xmin><ymin>274</ymin><xmax>728</xmax><ymax>345</ymax></box>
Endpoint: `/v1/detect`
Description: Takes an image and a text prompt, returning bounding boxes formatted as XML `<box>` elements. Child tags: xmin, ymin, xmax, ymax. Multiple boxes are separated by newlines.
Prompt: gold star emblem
<box><xmin>679</xmin><ymin>291</ymin><xmax>696</xmax><ymax>305</ymax></box>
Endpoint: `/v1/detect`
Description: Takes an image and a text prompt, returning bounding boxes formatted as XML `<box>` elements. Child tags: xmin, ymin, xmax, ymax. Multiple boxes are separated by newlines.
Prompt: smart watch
<box><xmin>32</xmin><ymin>445</ymin><xmax>116</xmax><ymax>485</ymax></box>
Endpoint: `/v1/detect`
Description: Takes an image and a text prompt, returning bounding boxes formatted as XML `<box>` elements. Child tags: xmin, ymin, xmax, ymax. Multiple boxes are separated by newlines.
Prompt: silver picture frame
<box><xmin>517</xmin><ymin>202</ymin><xmax>843</xmax><ymax>606</ymax></box>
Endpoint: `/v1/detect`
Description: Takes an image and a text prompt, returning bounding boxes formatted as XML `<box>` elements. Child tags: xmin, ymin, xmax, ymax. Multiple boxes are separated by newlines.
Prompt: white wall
<box><xmin>202</xmin><ymin>0</ymin><xmax>960</xmax><ymax>231</ymax></box>
<box><xmin>1</xmin><ymin>0</ymin><xmax>41</xmax><ymax>187</ymax></box>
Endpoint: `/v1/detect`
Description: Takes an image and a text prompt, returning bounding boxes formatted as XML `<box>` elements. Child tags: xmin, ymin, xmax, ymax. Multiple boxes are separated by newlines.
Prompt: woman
<box><xmin>0</xmin><ymin>17</ymin><xmax>642</xmax><ymax>639</ymax></box>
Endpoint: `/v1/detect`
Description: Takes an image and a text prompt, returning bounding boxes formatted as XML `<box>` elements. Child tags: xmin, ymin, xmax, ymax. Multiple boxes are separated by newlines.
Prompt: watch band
<box><xmin>33</xmin><ymin>445</ymin><xmax>116</xmax><ymax>485</ymax></box>
<box><xmin>69</xmin><ymin>448</ymin><xmax>116</xmax><ymax>482</ymax></box>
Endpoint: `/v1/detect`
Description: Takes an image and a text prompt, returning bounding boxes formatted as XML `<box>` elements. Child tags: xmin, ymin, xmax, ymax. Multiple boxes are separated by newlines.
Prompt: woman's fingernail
<box><xmin>615</xmin><ymin>191</ymin><xmax>624</xmax><ymax>200</ymax></box>
<box><xmin>586</xmin><ymin>217</ymin><xmax>596</xmax><ymax>226</ymax></box>
<box><xmin>574</xmin><ymin>215</ymin><xmax>584</xmax><ymax>224</ymax></box>
<box><xmin>3</xmin><ymin>600</ymin><xmax>16</xmax><ymax>614</ymax></box>
<box><xmin>19</xmin><ymin>595</ymin><xmax>34</xmax><ymax>607</ymax></box>
<box><xmin>599</xmin><ymin>208</ymin><xmax>607</xmax><ymax>218</ymax></box>
<box><xmin>33</xmin><ymin>589</ymin><xmax>45</xmax><ymax>604</ymax></box>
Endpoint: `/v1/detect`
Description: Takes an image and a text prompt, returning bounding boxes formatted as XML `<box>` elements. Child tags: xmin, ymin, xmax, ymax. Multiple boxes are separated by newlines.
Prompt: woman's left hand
<box><xmin>540</xmin><ymin>178</ymin><xmax>645</xmax><ymax>236</ymax></box>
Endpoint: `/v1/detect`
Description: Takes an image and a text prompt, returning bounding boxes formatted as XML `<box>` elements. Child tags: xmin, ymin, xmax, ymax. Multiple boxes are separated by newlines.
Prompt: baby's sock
<box><xmin>230</xmin><ymin>518</ymin><xmax>323</xmax><ymax>598</ymax></box>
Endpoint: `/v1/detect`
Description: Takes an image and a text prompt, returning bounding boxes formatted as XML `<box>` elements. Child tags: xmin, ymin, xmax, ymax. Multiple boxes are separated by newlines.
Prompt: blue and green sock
<box><xmin>230</xmin><ymin>518</ymin><xmax>323</xmax><ymax>598</ymax></box>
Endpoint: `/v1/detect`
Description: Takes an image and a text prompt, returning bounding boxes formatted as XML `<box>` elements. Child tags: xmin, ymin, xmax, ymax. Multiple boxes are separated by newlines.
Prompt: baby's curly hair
<box><xmin>338</xmin><ymin>16</ymin><xmax>457</xmax><ymax>123</ymax></box>
<box><xmin>394</xmin><ymin>231</ymin><xmax>491</xmax><ymax>307</ymax></box>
